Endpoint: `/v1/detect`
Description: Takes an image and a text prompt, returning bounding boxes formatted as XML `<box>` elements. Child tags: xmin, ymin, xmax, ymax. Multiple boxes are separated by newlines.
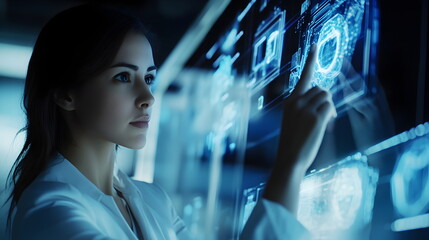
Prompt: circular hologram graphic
<box><xmin>391</xmin><ymin>136</ymin><xmax>429</xmax><ymax>217</ymax></box>
<box><xmin>331</xmin><ymin>167</ymin><xmax>362</xmax><ymax>229</ymax></box>
<box><xmin>315</xmin><ymin>14</ymin><xmax>349</xmax><ymax>89</ymax></box>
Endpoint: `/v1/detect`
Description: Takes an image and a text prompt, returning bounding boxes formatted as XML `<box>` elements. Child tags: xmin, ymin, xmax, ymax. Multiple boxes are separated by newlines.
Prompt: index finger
<box><xmin>293</xmin><ymin>44</ymin><xmax>318</xmax><ymax>96</ymax></box>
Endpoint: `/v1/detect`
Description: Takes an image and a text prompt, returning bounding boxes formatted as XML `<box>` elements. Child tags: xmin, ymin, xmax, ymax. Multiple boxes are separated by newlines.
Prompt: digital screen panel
<box><xmin>185</xmin><ymin>0</ymin><xmax>380</xmax><ymax>173</ymax></box>
<box><xmin>179</xmin><ymin>0</ymin><xmax>429</xmax><ymax>239</ymax></box>
<box><xmin>240</xmin><ymin>122</ymin><xmax>429</xmax><ymax>239</ymax></box>
<box><xmin>287</xmin><ymin>0</ymin><xmax>376</xmax><ymax>114</ymax></box>
<box><xmin>297</xmin><ymin>154</ymin><xmax>379</xmax><ymax>240</ymax></box>
<box><xmin>240</xmin><ymin>154</ymin><xmax>379</xmax><ymax>240</ymax></box>
<box><xmin>187</xmin><ymin>0</ymin><xmax>379</xmax><ymax>114</ymax></box>
<box><xmin>367</xmin><ymin>122</ymin><xmax>429</xmax><ymax>238</ymax></box>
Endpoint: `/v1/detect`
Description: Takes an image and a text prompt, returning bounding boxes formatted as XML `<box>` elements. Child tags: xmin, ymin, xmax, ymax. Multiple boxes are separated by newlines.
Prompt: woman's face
<box><xmin>72</xmin><ymin>31</ymin><xmax>156</xmax><ymax>149</ymax></box>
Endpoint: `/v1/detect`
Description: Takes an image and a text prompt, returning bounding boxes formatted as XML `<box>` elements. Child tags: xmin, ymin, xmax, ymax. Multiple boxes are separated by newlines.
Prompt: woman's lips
<box><xmin>130</xmin><ymin>121</ymin><xmax>149</xmax><ymax>129</ymax></box>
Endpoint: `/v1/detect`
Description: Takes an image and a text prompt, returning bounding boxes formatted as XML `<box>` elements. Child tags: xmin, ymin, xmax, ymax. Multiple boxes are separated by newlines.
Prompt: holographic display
<box><xmin>391</xmin><ymin>133</ymin><xmax>429</xmax><ymax>218</ymax></box>
<box><xmin>193</xmin><ymin>0</ymin><xmax>377</xmax><ymax>115</ymax></box>
<box><xmin>289</xmin><ymin>0</ymin><xmax>373</xmax><ymax>113</ymax></box>
<box><xmin>314</xmin><ymin>13</ymin><xmax>348</xmax><ymax>88</ymax></box>
<box><xmin>249</xmin><ymin>8</ymin><xmax>285</xmax><ymax>93</ymax></box>
<box><xmin>297</xmin><ymin>154</ymin><xmax>379</xmax><ymax>239</ymax></box>
<box><xmin>363</xmin><ymin>122</ymin><xmax>429</xmax><ymax>236</ymax></box>
<box><xmin>240</xmin><ymin>154</ymin><xmax>379</xmax><ymax>240</ymax></box>
<box><xmin>240</xmin><ymin>182</ymin><xmax>265</xmax><ymax>232</ymax></box>
<box><xmin>183</xmin><ymin>0</ymin><xmax>382</xmax><ymax>238</ymax></box>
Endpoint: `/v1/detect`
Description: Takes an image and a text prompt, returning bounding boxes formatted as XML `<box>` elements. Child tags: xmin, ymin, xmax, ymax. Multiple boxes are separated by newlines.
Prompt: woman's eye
<box><xmin>114</xmin><ymin>72</ymin><xmax>131</xmax><ymax>82</ymax></box>
<box><xmin>145</xmin><ymin>75</ymin><xmax>156</xmax><ymax>85</ymax></box>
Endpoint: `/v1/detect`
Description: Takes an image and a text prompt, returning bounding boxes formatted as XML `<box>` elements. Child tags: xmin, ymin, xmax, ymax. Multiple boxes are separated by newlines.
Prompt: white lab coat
<box><xmin>11</xmin><ymin>152</ymin><xmax>311</xmax><ymax>239</ymax></box>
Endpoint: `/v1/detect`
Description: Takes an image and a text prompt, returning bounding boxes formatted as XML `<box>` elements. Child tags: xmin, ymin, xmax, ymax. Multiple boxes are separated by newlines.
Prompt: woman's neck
<box><xmin>59</xmin><ymin>139</ymin><xmax>117</xmax><ymax>196</ymax></box>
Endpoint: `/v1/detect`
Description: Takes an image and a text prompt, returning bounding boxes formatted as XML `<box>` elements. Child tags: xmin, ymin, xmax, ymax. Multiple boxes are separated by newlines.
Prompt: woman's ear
<box><xmin>54</xmin><ymin>89</ymin><xmax>77</xmax><ymax>111</ymax></box>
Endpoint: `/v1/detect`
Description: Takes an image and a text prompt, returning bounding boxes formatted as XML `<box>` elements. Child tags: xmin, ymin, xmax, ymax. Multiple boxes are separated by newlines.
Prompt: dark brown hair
<box><xmin>6</xmin><ymin>3</ymin><xmax>149</xmax><ymax>230</ymax></box>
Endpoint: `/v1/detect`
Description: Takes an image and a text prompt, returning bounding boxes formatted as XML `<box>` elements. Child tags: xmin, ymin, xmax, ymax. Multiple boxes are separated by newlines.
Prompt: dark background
<box><xmin>0</xmin><ymin>0</ymin><xmax>209</xmax><ymax>68</ymax></box>
<box><xmin>377</xmin><ymin>0</ymin><xmax>428</xmax><ymax>133</ymax></box>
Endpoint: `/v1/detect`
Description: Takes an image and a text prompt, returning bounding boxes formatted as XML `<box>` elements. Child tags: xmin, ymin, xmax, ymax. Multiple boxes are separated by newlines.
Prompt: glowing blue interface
<box><xmin>241</xmin><ymin>153</ymin><xmax>379</xmax><ymax>240</ymax></box>
<box><xmin>182</xmin><ymin>0</ymin><xmax>426</xmax><ymax>238</ymax></box>
<box><xmin>189</xmin><ymin>0</ymin><xmax>378</xmax><ymax>115</ymax></box>
<box><xmin>297</xmin><ymin>154</ymin><xmax>378</xmax><ymax>240</ymax></box>
<box><xmin>391</xmin><ymin>136</ymin><xmax>429</xmax><ymax>218</ymax></box>
<box><xmin>249</xmin><ymin>8</ymin><xmax>285</xmax><ymax>94</ymax></box>
<box><xmin>288</xmin><ymin>0</ymin><xmax>375</xmax><ymax>113</ymax></box>
<box><xmin>367</xmin><ymin>122</ymin><xmax>429</xmax><ymax>235</ymax></box>
<box><xmin>240</xmin><ymin>122</ymin><xmax>429</xmax><ymax>238</ymax></box>
<box><xmin>186</xmin><ymin>0</ymin><xmax>379</xmax><ymax>180</ymax></box>
<box><xmin>241</xmin><ymin>123</ymin><xmax>429</xmax><ymax>239</ymax></box>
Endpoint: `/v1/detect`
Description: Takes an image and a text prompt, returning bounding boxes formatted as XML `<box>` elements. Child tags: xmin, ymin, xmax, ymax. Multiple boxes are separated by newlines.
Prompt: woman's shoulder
<box><xmin>16</xmin><ymin>156</ymin><xmax>97</xmax><ymax>211</ymax></box>
<box><xmin>17</xmin><ymin>179</ymin><xmax>85</xmax><ymax>211</ymax></box>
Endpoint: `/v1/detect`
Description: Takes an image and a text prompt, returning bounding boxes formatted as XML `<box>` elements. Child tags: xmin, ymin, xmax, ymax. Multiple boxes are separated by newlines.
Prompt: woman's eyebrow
<box><xmin>110</xmin><ymin>62</ymin><xmax>139</xmax><ymax>71</ymax></box>
<box><xmin>109</xmin><ymin>63</ymin><xmax>157</xmax><ymax>72</ymax></box>
<box><xmin>147</xmin><ymin>66</ymin><xmax>157</xmax><ymax>72</ymax></box>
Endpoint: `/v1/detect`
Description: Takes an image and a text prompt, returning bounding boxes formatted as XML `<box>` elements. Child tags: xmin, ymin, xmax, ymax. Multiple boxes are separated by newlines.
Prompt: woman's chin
<box><xmin>118</xmin><ymin>136</ymin><xmax>146</xmax><ymax>149</ymax></box>
<box><xmin>128</xmin><ymin>141</ymin><xmax>146</xmax><ymax>150</ymax></box>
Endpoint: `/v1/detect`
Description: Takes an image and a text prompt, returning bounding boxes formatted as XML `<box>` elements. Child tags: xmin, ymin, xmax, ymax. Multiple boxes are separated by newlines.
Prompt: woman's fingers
<box><xmin>317</xmin><ymin>100</ymin><xmax>335</xmax><ymax>122</ymax></box>
<box><xmin>293</xmin><ymin>44</ymin><xmax>318</xmax><ymax>96</ymax></box>
<box><xmin>308</xmin><ymin>91</ymin><xmax>336</xmax><ymax>117</ymax></box>
<box><xmin>299</xmin><ymin>86</ymin><xmax>337</xmax><ymax>118</ymax></box>
<box><xmin>287</xmin><ymin>43</ymin><xmax>337</xmax><ymax>119</ymax></box>
<box><xmin>307</xmin><ymin>90</ymin><xmax>330</xmax><ymax>110</ymax></box>
<box><xmin>302</xmin><ymin>85</ymin><xmax>323</xmax><ymax>100</ymax></box>
<box><xmin>296</xmin><ymin>86</ymin><xmax>322</xmax><ymax>109</ymax></box>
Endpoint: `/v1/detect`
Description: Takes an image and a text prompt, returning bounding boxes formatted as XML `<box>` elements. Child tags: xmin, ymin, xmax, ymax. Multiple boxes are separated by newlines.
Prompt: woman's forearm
<box><xmin>262</xmin><ymin>154</ymin><xmax>306</xmax><ymax>216</ymax></box>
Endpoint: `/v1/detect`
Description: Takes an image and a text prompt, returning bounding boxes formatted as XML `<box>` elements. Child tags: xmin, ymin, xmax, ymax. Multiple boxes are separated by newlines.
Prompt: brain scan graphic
<box><xmin>391</xmin><ymin>135</ymin><xmax>429</xmax><ymax>218</ymax></box>
<box><xmin>314</xmin><ymin>14</ymin><xmax>349</xmax><ymax>89</ymax></box>
<box><xmin>288</xmin><ymin>0</ymin><xmax>372</xmax><ymax>113</ymax></box>
<box><xmin>297</xmin><ymin>155</ymin><xmax>379</xmax><ymax>239</ymax></box>
<box><xmin>301</xmin><ymin>1</ymin><xmax>364</xmax><ymax>90</ymax></box>
<box><xmin>240</xmin><ymin>154</ymin><xmax>380</xmax><ymax>239</ymax></box>
<box><xmin>331</xmin><ymin>167</ymin><xmax>363</xmax><ymax>229</ymax></box>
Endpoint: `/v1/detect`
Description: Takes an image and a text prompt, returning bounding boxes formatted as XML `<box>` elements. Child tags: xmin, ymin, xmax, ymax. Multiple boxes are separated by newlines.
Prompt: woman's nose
<box><xmin>136</xmin><ymin>83</ymin><xmax>155</xmax><ymax>109</ymax></box>
<box><xmin>137</xmin><ymin>93</ymin><xmax>155</xmax><ymax>109</ymax></box>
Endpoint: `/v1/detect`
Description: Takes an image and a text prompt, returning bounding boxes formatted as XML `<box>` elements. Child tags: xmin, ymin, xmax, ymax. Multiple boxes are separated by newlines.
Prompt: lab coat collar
<box><xmin>49</xmin><ymin>152</ymin><xmax>135</xmax><ymax>202</ymax></box>
<box><xmin>47</xmin><ymin>152</ymin><xmax>107</xmax><ymax>202</ymax></box>
<box><xmin>47</xmin><ymin>153</ymin><xmax>139</xmax><ymax>239</ymax></box>
<box><xmin>114</xmin><ymin>166</ymin><xmax>169</xmax><ymax>239</ymax></box>
<box><xmin>48</xmin><ymin>152</ymin><xmax>167</xmax><ymax>240</ymax></box>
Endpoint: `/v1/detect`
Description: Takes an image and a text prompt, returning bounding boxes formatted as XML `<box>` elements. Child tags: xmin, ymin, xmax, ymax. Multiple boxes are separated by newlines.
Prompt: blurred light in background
<box><xmin>0</xmin><ymin>78</ymin><xmax>27</xmax><ymax>237</ymax></box>
<box><xmin>0</xmin><ymin>43</ymin><xmax>32</xmax><ymax>79</ymax></box>
<box><xmin>391</xmin><ymin>213</ymin><xmax>429</xmax><ymax>232</ymax></box>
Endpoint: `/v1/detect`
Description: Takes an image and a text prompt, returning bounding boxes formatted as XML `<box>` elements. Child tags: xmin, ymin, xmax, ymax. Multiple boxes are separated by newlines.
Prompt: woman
<box><xmin>6</xmin><ymin>4</ymin><xmax>335</xmax><ymax>240</ymax></box>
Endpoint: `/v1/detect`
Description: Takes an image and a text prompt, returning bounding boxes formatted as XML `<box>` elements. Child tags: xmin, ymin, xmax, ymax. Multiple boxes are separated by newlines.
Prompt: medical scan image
<box><xmin>289</xmin><ymin>0</ymin><xmax>373</xmax><ymax>114</ymax></box>
<box><xmin>297</xmin><ymin>154</ymin><xmax>379</xmax><ymax>240</ymax></box>
<box><xmin>391</xmin><ymin>133</ymin><xmax>429</xmax><ymax>219</ymax></box>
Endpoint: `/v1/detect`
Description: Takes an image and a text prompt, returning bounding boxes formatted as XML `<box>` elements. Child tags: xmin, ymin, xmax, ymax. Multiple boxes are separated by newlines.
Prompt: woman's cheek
<box><xmin>100</xmin><ymin>93</ymin><xmax>130</xmax><ymax>127</ymax></box>
<box><xmin>76</xmin><ymin>85</ymin><xmax>132</xmax><ymax>137</ymax></box>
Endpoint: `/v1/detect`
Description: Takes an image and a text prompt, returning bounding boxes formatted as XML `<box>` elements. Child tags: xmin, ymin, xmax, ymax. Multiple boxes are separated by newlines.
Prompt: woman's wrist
<box><xmin>279</xmin><ymin>146</ymin><xmax>307</xmax><ymax>171</ymax></box>
<box><xmin>262</xmin><ymin>155</ymin><xmax>307</xmax><ymax>216</ymax></box>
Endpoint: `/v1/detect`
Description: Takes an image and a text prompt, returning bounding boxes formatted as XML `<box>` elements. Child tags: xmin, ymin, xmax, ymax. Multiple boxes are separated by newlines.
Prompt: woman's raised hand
<box><xmin>262</xmin><ymin>45</ymin><xmax>336</xmax><ymax>215</ymax></box>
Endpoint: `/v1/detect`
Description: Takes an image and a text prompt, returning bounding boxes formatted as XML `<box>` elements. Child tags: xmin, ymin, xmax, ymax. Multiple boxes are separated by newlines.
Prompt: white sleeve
<box><xmin>240</xmin><ymin>198</ymin><xmax>312</xmax><ymax>240</ymax></box>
